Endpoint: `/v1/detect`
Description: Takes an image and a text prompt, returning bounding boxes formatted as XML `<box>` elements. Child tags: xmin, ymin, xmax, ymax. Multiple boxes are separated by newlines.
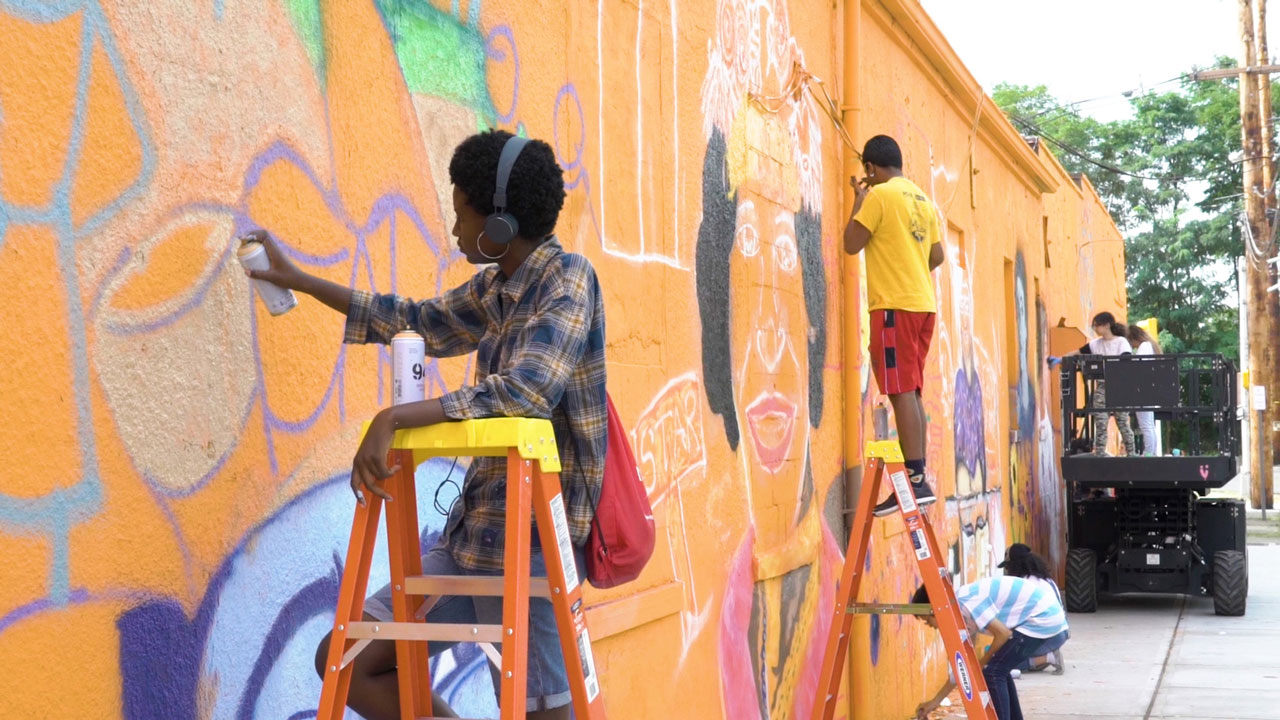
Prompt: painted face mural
<box><xmin>695</xmin><ymin>1</ymin><xmax>839</xmax><ymax>718</ymax></box>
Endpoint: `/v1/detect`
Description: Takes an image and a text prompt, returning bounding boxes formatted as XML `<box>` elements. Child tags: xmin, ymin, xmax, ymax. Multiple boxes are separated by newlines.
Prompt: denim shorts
<box><xmin>365</xmin><ymin>540</ymin><xmax>586</xmax><ymax>712</ymax></box>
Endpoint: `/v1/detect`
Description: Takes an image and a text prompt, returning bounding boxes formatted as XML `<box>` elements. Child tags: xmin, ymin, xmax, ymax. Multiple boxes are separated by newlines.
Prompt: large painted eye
<box><xmin>736</xmin><ymin>222</ymin><xmax>760</xmax><ymax>258</ymax></box>
<box><xmin>774</xmin><ymin>232</ymin><xmax>797</xmax><ymax>273</ymax></box>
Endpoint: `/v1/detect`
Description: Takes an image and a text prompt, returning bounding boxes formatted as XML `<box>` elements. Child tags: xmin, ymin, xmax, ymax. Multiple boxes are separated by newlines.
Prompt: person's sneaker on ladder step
<box><xmin>873</xmin><ymin>471</ymin><xmax>936</xmax><ymax>517</ymax></box>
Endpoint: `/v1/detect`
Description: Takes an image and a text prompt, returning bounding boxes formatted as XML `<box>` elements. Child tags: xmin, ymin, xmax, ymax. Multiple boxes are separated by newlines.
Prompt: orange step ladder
<box><xmin>316</xmin><ymin>418</ymin><xmax>607</xmax><ymax>720</ymax></box>
<box><xmin>812</xmin><ymin>441</ymin><xmax>996</xmax><ymax>720</ymax></box>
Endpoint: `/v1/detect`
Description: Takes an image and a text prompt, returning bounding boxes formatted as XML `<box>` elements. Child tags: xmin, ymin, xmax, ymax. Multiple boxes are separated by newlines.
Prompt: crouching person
<box><xmin>911</xmin><ymin>574</ymin><xmax>1069</xmax><ymax>720</ymax></box>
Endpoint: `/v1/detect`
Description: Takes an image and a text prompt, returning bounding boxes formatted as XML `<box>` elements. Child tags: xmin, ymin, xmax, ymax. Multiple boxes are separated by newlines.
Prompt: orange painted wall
<box><xmin>0</xmin><ymin>1</ymin><xmax>1123</xmax><ymax>719</ymax></box>
<box><xmin>845</xmin><ymin>3</ymin><xmax>1126</xmax><ymax>718</ymax></box>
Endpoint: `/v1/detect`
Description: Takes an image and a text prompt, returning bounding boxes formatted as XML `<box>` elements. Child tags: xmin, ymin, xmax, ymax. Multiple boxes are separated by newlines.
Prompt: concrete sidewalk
<box><xmin>977</xmin><ymin>544</ymin><xmax>1280</xmax><ymax>720</ymax></box>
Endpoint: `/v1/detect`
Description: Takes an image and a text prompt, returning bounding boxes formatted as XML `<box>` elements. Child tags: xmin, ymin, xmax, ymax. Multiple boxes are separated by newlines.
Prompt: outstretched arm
<box><xmin>242</xmin><ymin>230</ymin><xmax>353</xmax><ymax>314</ymax></box>
<box><xmin>915</xmin><ymin>678</ymin><xmax>956</xmax><ymax>719</ymax></box>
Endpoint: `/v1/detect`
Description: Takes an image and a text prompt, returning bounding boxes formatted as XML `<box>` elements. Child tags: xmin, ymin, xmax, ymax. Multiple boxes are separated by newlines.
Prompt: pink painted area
<box><xmin>719</xmin><ymin>527</ymin><xmax>763</xmax><ymax>720</ymax></box>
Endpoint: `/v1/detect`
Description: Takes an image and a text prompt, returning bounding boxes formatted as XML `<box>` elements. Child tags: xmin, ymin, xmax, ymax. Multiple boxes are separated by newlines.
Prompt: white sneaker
<box><xmin>1049</xmin><ymin>649</ymin><xmax>1065</xmax><ymax>675</ymax></box>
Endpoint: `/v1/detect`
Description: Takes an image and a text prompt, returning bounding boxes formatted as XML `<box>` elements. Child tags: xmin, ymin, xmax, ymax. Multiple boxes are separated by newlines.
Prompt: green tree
<box><xmin>992</xmin><ymin>57</ymin><xmax>1257</xmax><ymax>360</ymax></box>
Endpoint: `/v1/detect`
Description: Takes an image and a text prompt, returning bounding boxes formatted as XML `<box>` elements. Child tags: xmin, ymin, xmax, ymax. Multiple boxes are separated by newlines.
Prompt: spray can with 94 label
<box><xmin>391</xmin><ymin>329</ymin><xmax>426</xmax><ymax>405</ymax></box>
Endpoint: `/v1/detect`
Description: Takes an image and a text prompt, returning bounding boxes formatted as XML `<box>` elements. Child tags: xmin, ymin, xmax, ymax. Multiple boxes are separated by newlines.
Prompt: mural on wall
<box><xmin>0</xmin><ymin>1</ymin><xmax>518</xmax><ymax>717</ymax></box>
<box><xmin>1034</xmin><ymin>295</ymin><xmax>1066</xmax><ymax>568</ymax></box>
<box><xmin>0</xmin><ymin>1</ymin><xmax>1118</xmax><ymax>718</ymax></box>
<box><xmin>0</xmin><ymin>0</ymin><xmax>849</xmax><ymax>717</ymax></box>
<box><xmin>1008</xmin><ymin>252</ymin><xmax>1065</xmax><ymax>570</ymax></box>
<box><xmin>695</xmin><ymin>1</ymin><xmax>841</xmax><ymax>718</ymax></box>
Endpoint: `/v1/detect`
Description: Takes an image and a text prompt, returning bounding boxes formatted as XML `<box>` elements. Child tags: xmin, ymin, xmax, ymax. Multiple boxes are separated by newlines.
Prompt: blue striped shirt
<box><xmin>955</xmin><ymin>576</ymin><xmax>1069</xmax><ymax>639</ymax></box>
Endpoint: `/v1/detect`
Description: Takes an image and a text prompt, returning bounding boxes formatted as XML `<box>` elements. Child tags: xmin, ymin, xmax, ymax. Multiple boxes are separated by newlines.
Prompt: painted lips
<box><xmin>745</xmin><ymin>392</ymin><xmax>797</xmax><ymax>473</ymax></box>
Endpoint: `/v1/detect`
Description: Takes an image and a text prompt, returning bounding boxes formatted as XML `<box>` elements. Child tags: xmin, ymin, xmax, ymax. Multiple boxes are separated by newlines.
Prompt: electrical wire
<box><xmin>1023</xmin><ymin>73</ymin><xmax>1191</xmax><ymax>123</ymax></box>
<box><xmin>747</xmin><ymin>60</ymin><xmax>860</xmax><ymax>156</ymax></box>
<box><xmin>941</xmin><ymin>95</ymin><xmax>985</xmax><ymax>212</ymax></box>
<box><xmin>1009</xmin><ymin>112</ymin><xmax>1262</xmax><ymax>185</ymax></box>
<box><xmin>432</xmin><ymin>457</ymin><xmax>462</xmax><ymax>517</ymax></box>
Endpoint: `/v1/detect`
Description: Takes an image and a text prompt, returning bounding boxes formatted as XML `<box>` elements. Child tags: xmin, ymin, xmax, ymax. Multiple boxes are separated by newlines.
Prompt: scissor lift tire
<box><xmin>1065</xmin><ymin>548</ymin><xmax>1098</xmax><ymax>613</ymax></box>
<box><xmin>1211</xmin><ymin>550</ymin><xmax>1247</xmax><ymax>617</ymax></box>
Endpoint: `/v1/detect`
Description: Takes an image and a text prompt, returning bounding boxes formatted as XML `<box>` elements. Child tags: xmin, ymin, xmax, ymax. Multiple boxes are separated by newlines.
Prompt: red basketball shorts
<box><xmin>869</xmin><ymin>309</ymin><xmax>936</xmax><ymax>395</ymax></box>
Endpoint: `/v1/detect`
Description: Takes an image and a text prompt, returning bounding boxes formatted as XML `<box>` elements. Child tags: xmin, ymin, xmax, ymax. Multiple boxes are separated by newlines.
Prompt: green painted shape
<box><xmin>376</xmin><ymin>0</ymin><xmax>496</xmax><ymax>119</ymax></box>
<box><xmin>283</xmin><ymin>0</ymin><xmax>325</xmax><ymax>85</ymax></box>
<box><xmin>280</xmin><ymin>0</ymin><xmax>496</xmax><ymax>119</ymax></box>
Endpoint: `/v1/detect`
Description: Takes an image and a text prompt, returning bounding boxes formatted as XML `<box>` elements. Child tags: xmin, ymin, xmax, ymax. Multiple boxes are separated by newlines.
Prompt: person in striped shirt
<box><xmin>911</xmin><ymin>575</ymin><xmax>1070</xmax><ymax>720</ymax></box>
<box><xmin>999</xmin><ymin>543</ymin><xmax>1067</xmax><ymax>674</ymax></box>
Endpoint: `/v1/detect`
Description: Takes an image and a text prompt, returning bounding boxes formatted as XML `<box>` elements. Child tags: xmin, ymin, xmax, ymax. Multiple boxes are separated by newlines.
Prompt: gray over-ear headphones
<box><xmin>483</xmin><ymin>135</ymin><xmax>530</xmax><ymax>246</ymax></box>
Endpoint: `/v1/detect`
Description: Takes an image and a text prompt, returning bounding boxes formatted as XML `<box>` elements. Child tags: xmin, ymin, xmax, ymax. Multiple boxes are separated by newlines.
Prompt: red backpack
<box><xmin>585</xmin><ymin>394</ymin><xmax>655</xmax><ymax>588</ymax></box>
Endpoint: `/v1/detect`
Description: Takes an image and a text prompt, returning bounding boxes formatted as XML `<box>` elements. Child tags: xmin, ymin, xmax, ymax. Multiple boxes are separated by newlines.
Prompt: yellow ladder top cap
<box><xmin>361</xmin><ymin>418</ymin><xmax>563</xmax><ymax>473</ymax></box>
<box><xmin>865</xmin><ymin>440</ymin><xmax>904</xmax><ymax>463</ymax></box>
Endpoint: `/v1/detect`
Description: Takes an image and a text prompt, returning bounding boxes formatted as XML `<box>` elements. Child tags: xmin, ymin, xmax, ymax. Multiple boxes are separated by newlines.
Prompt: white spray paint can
<box><xmin>391</xmin><ymin>329</ymin><xmax>426</xmax><ymax>405</ymax></box>
<box><xmin>236</xmin><ymin>238</ymin><xmax>298</xmax><ymax>316</ymax></box>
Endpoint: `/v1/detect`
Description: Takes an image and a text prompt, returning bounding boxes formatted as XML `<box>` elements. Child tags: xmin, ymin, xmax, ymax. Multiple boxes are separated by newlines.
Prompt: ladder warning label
<box><xmin>890</xmin><ymin>471</ymin><xmax>917</xmax><ymax>513</ymax></box>
<box><xmin>910</xmin><ymin>528</ymin><xmax>930</xmax><ymax>560</ymax></box>
<box><xmin>548</xmin><ymin>493</ymin><xmax>580</xmax><ymax>594</ymax></box>
<box><xmin>577</xmin><ymin>628</ymin><xmax>600</xmax><ymax>702</ymax></box>
<box><xmin>954</xmin><ymin>652</ymin><xmax>974</xmax><ymax>701</ymax></box>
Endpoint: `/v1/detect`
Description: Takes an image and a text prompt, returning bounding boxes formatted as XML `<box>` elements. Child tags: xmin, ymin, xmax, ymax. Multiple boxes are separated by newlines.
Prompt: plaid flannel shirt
<box><xmin>344</xmin><ymin>238</ymin><xmax>607</xmax><ymax>571</ymax></box>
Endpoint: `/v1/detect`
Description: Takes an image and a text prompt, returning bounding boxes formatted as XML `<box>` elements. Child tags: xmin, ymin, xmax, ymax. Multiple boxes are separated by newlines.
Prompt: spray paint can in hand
<box><xmin>236</xmin><ymin>237</ymin><xmax>298</xmax><ymax>316</ymax></box>
<box><xmin>391</xmin><ymin>329</ymin><xmax>426</xmax><ymax>406</ymax></box>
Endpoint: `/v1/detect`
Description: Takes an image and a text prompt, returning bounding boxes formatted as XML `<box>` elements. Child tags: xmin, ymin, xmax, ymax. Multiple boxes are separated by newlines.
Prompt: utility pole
<box><xmin>1266</xmin><ymin>1</ymin><xmax>1280</xmax><ymax>469</ymax></box>
<box><xmin>1259</xmin><ymin>0</ymin><xmax>1280</xmax><ymax>477</ymax></box>
<box><xmin>1240</xmin><ymin>0</ymin><xmax>1276</xmax><ymax>509</ymax></box>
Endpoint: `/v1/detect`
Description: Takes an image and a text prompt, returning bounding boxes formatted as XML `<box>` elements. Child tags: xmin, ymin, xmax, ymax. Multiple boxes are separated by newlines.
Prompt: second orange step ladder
<box><xmin>812</xmin><ymin>440</ymin><xmax>996</xmax><ymax>720</ymax></box>
<box><xmin>316</xmin><ymin>417</ymin><xmax>607</xmax><ymax>720</ymax></box>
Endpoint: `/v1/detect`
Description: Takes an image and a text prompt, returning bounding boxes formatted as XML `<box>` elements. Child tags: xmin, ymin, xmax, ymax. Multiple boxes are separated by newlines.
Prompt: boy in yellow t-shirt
<box><xmin>843</xmin><ymin>135</ymin><xmax>945</xmax><ymax>516</ymax></box>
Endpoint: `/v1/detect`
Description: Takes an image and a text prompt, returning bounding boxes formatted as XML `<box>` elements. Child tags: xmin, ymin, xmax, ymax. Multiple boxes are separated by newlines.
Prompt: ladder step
<box><xmin>404</xmin><ymin>574</ymin><xmax>552</xmax><ymax>598</ymax></box>
<box><xmin>846</xmin><ymin>602</ymin><xmax>934</xmax><ymax>615</ymax></box>
<box><xmin>347</xmin><ymin>620</ymin><xmax>503</xmax><ymax>644</ymax></box>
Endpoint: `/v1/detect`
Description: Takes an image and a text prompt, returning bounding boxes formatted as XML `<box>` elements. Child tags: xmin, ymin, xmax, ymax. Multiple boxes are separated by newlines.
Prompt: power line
<box><xmin>1023</xmin><ymin>74</ymin><xmax>1192</xmax><ymax>122</ymax></box>
<box><xmin>1010</xmin><ymin>113</ymin><xmax>1167</xmax><ymax>181</ymax></box>
<box><xmin>1009</xmin><ymin>112</ymin><xmax>1259</xmax><ymax>185</ymax></box>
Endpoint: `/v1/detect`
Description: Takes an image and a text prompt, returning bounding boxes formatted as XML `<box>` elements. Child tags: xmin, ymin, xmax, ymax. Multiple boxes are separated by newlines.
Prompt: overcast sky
<box><xmin>920</xmin><ymin>0</ymin><xmax>1279</xmax><ymax>121</ymax></box>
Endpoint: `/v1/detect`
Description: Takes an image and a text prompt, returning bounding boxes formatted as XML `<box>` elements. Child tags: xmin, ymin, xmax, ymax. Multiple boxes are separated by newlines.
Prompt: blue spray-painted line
<box><xmin>99</xmin><ymin>242</ymin><xmax>237</xmax><ymax>336</ymax></box>
<box><xmin>264</xmin><ymin>347</ymin><xmax>346</xmax><ymax>434</ymax></box>
<box><xmin>0</xmin><ymin>1</ymin><xmax>157</xmax><ymax>604</ymax></box>
<box><xmin>142</xmin><ymin>391</ymin><xmax>258</xmax><ymax>499</ymax></box>
<box><xmin>388</xmin><ymin>212</ymin><xmax>399</xmax><ymax>292</ymax></box>
<box><xmin>0</xmin><ymin>589</ymin><xmax>88</xmax><ymax>635</ymax></box>
<box><xmin>551</xmin><ymin>83</ymin><xmax>604</xmax><ymax>243</ymax></box>
<box><xmin>345</xmin><ymin>230</ymin><xmax>365</xmax><ymax>417</ymax></box>
<box><xmin>278</xmin><ymin>242</ymin><xmax>351</xmax><ymax>267</ymax></box>
<box><xmin>73</xmin><ymin>2</ymin><xmax>157</xmax><ymax>240</ymax></box>
<box><xmin>0</xmin><ymin>586</ymin><xmax>157</xmax><ymax>635</ymax></box>
<box><xmin>0</xmin><ymin>0</ymin><xmax>83</xmax><ymax>23</ymax></box>
<box><xmin>248</xmin><ymin>294</ymin><xmax>281</xmax><ymax>477</ymax></box>
<box><xmin>486</xmin><ymin>25</ymin><xmax>518</xmax><ymax>124</ymax></box>
<box><xmin>85</xmin><ymin>245</ymin><xmax>133</xmax><ymax>320</ymax></box>
<box><xmin>142</xmin><ymin>480</ymin><xmax>196</xmax><ymax>600</ymax></box>
<box><xmin>38</xmin><ymin>10</ymin><xmax>105</xmax><ymax>605</ymax></box>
